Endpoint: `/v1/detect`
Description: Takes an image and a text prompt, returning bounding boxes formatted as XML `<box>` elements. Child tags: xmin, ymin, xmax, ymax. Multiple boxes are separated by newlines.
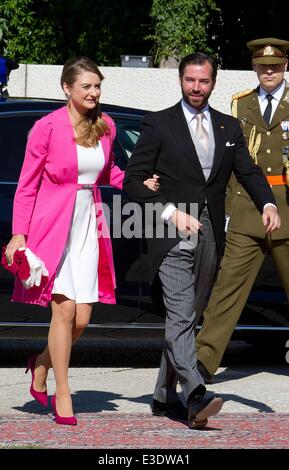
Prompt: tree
<box><xmin>0</xmin><ymin>0</ymin><xmax>152</xmax><ymax>65</ymax></box>
<box><xmin>0</xmin><ymin>17</ymin><xmax>8</xmax><ymax>54</ymax></box>
<box><xmin>0</xmin><ymin>0</ymin><xmax>59</xmax><ymax>63</ymax></box>
<box><xmin>57</xmin><ymin>0</ymin><xmax>152</xmax><ymax>66</ymax></box>
<box><xmin>148</xmin><ymin>0</ymin><xmax>219</xmax><ymax>67</ymax></box>
<box><xmin>209</xmin><ymin>0</ymin><xmax>289</xmax><ymax>69</ymax></box>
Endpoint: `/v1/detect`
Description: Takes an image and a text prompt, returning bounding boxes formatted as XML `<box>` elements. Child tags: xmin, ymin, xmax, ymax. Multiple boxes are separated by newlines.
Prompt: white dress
<box><xmin>52</xmin><ymin>143</ymin><xmax>105</xmax><ymax>303</ymax></box>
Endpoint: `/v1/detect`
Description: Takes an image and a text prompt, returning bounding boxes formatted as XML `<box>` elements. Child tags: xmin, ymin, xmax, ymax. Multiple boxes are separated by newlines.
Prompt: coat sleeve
<box><xmin>12</xmin><ymin>117</ymin><xmax>52</xmax><ymax>236</ymax></box>
<box><xmin>123</xmin><ymin>113</ymin><xmax>168</xmax><ymax>206</ymax></box>
<box><xmin>108</xmin><ymin>159</ymin><xmax>124</xmax><ymax>190</ymax></box>
<box><xmin>232</xmin><ymin>119</ymin><xmax>276</xmax><ymax>213</ymax></box>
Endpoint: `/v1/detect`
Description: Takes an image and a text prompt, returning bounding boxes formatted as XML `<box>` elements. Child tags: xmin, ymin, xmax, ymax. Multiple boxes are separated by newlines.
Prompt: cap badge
<box><xmin>263</xmin><ymin>45</ymin><xmax>275</xmax><ymax>56</ymax></box>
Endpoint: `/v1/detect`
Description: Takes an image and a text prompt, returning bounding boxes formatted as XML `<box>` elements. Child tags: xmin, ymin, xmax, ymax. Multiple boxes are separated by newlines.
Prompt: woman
<box><xmin>5</xmin><ymin>57</ymin><xmax>159</xmax><ymax>425</ymax></box>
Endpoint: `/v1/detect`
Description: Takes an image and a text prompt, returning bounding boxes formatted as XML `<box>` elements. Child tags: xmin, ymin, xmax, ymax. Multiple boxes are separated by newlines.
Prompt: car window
<box><xmin>115</xmin><ymin>118</ymin><xmax>141</xmax><ymax>160</ymax></box>
<box><xmin>119</xmin><ymin>128</ymin><xmax>140</xmax><ymax>158</ymax></box>
<box><xmin>112</xmin><ymin>138</ymin><xmax>128</xmax><ymax>171</ymax></box>
<box><xmin>0</xmin><ymin>113</ymin><xmax>143</xmax><ymax>180</ymax></box>
<box><xmin>0</xmin><ymin>115</ymin><xmax>39</xmax><ymax>181</ymax></box>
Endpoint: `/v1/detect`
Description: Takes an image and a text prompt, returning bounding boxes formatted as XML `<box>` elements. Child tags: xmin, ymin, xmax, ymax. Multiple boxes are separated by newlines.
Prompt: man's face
<box><xmin>180</xmin><ymin>62</ymin><xmax>215</xmax><ymax>110</ymax></box>
<box><xmin>253</xmin><ymin>60</ymin><xmax>288</xmax><ymax>93</ymax></box>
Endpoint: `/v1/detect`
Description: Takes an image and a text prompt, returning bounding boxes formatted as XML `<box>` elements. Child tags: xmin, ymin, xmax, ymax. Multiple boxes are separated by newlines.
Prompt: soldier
<box><xmin>196</xmin><ymin>37</ymin><xmax>289</xmax><ymax>383</ymax></box>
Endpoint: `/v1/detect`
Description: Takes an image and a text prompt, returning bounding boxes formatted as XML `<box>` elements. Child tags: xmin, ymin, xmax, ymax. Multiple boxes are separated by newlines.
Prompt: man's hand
<box><xmin>170</xmin><ymin>209</ymin><xmax>202</xmax><ymax>235</ymax></box>
<box><xmin>143</xmin><ymin>174</ymin><xmax>160</xmax><ymax>192</ymax></box>
<box><xmin>262</xmin><ymin>205</ymin><xmax>281</xmax><ymax>233</ymax></box>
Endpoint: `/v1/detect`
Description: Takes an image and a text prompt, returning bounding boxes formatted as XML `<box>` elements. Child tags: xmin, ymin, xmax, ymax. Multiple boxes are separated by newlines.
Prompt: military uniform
<box><xmin>228</xmin><ymin>84</ymin><xmax>289</xmax><ymax>238</ymax></box>
<box><xmin>196</xmin><ymin>38</ymin><xmax>289</xmax><ymax>376</ymax></box>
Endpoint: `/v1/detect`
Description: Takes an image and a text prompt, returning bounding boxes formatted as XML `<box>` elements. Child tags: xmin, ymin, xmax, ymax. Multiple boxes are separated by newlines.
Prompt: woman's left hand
<box><xmin>143</xmin><ymin>174</ymin><xmax>160</xmax><ymax>192</ymax></box>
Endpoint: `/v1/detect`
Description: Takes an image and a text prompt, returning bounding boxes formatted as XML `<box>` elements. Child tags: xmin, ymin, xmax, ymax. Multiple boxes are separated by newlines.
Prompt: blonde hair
<box><xmin>61</xmin><ymin>57</ymin><xmax>109</xmax><ymax>147</ymax></box>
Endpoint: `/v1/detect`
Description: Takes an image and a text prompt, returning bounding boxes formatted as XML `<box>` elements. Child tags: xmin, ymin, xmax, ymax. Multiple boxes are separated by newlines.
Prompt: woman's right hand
<box><xmin>5</xmin><ymin>235</ymin><xmax>26</xmax><ymax>266</ymax></box>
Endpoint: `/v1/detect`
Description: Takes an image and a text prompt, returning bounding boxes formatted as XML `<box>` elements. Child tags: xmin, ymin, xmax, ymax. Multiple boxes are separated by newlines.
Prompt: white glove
<box><xmin>21</xmin><ymin>248</ymin><xmax>49</xmax><ymax>289</ymax></box>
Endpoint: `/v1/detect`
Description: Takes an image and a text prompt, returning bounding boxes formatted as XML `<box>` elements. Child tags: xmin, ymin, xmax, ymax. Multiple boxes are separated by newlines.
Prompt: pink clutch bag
<box><xmin>1</xmin><ymin>246</ymin><xmax>30</xmax><ymax>281</ymax></box>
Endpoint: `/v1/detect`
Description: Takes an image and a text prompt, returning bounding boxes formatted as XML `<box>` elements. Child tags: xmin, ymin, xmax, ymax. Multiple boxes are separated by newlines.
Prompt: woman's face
<box><xmin>63</xmin><ymin>70</ymin><xmax>102</xmax><ymax>114</ymax></box>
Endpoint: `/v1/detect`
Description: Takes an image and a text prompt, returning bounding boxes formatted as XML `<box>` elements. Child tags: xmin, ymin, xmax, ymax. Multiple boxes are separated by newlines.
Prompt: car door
<box><xmin>0</xmin><ymin>110</ymin><xmax>54</xmax><ymax>331</ymax></box>
<box><xmin>0</xmin><ymin>106</ymin><xmax>163</xmax><ymax>340</ymax></box>
<box><xmin>97</xmin><ymin>114</ymin><xmax>153</xmax><ymax>319</ymax></box>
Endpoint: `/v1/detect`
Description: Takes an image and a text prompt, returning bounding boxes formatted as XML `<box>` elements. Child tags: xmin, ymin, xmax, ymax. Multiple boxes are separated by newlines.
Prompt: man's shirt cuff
<box><xmin>263</xmin><ymin>203</ymin><xmax>277</xmax><ymax>210</ymax></box>
<box><xmin>161</xmin><ymin>204</ymin><xmax>177</xmax><ymax>223</ymax></box>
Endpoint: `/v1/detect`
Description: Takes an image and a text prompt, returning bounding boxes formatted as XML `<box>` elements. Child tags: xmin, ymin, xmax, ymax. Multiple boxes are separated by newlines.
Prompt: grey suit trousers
<box><xmin>153</xmin><ymin>206</ymin><xmax>217</xmax><ymax>403</ymax></box>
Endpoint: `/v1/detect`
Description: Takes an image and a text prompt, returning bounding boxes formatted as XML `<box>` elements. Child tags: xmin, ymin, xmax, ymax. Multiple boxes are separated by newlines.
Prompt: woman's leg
<box><xmin>73</xmin><ymin>302</ymin><xmax>93</xmax><ymax>338</ymax></box>
<box><xmin>48</xmin><ymin>294</ymin><xmax>76</xmax><ymax>417</ymax></box>
<box><xmin>32</xmin><ymin>303</ymin><xmax>93</xmax><ymax>396</ymax></box>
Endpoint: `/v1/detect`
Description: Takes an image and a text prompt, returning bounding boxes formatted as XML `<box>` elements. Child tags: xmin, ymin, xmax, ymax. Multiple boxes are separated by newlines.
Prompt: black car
<box><xmin>0</xmin><ymin>98</ymin><xmax>288</xmax><ymax>344</ymax></box>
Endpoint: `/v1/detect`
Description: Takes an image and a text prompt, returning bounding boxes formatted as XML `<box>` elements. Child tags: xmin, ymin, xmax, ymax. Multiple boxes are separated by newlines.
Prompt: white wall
<box><xmin>7</xmin><ymin>64</ymin><xmax>289</xmax><ymax>115</ymax></box>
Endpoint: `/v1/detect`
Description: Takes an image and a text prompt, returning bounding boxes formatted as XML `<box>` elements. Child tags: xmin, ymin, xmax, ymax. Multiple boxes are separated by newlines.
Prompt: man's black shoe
<box><xmin>151</xmin><ymin>399</ymin><xmax>188</xmax><ymax>420</ymax></box>
<box><xmin>197</xmin><ymin>360</ymin><xmax>214</xmax><ymax>384</ymax></box>
<box><xmin>188</xmin><ymin>394</ymin><xmax>223</xmax><ymax>429</ymax></box>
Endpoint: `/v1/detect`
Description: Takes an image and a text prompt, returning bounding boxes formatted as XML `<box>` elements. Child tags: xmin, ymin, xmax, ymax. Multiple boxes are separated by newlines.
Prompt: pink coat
<box><xmin>12</xmin><ymin>106</ymin><xmax>124</xmax><ymax>307</ymax></box>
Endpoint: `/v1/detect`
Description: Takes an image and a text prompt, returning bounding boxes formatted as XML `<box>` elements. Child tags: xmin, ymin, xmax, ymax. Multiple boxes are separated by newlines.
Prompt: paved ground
<box><xmin>1</xmin><ymin>412</ymin><xmax>289</xmax><ymax>449</ymax></box>
<box><xmin>0</xmin><ymin>340</ymin><xmax>289</xmax><ymax>451</ymax></box>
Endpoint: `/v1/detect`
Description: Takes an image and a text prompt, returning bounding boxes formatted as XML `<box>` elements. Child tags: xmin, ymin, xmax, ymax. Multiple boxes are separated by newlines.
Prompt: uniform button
<box><xmin>266</xmin><ymin>149</ymin><xmax>271</xmax><ymax>154</ymax></box>
<box><xmin>267</xmin><ymin>167</ymin><xmax>272</xmax><ymax>172</ymax></box>
<box><xmin>266</xmin><ymin>131</ymin><xmax>271</xmax><ymax>136</ymax></box>
<box><xmin>237</xmin><ymin>191</ymin><xmax>241</xmax><ymax>195</ymax></box>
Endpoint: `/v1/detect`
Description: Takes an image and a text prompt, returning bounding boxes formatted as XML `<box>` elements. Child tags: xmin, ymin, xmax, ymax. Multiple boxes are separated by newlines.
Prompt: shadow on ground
<box><xmin>0</xmin><ymin>338</ymin><xmax>287</xmax><ymax>370</ymax></box>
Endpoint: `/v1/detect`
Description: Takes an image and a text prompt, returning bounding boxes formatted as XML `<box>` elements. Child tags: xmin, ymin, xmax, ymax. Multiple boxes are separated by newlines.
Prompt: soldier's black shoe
<box><xmin>188</xmin><ymin>395</ymin><xmax>223</xmax><ymax>429</ymax></box>
<box><xmin>151</xmin><ymin>399</ymin><xmax>188</xmax><ymax>420</ymax></box>
<box><xmin>197</xmin><ymin>360</ymin><xmax>214</xmax><ymax>384</ymax></box>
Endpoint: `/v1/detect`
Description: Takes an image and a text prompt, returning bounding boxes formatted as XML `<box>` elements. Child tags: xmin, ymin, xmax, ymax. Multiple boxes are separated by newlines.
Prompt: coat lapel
<box><xmin>242</xmin><ymin>88</ymin><xmax>267</xmax><ymax>130</ymax></box>
<box><xmin>270</xmin><ymin>84</ymin><xmax>289</xmax><ymax>128</ymax></box>
<box><xmin>207</xmin><ymin>107</ymin><xmax>227</xmax><ymax>183</ymax></box>
<box><xmin>244</xmin><ymin>84</ymin><xmax>289</xmax><ymax>130</ymax></box>
<box><xmin>168</xmin><ymin>102</ymin><xmax>206</xmax><ymax>182</ymax></box>
<box><xmin>99</xmin><ymin>128</ymin><xmax>111</xmax><ymax>167</ymax></box>
<box><xmin>53</xmin><ymin>106</ymin><xmax>78</xmax><ymax>183</ymax></box>
<box><xmin>55</xmin><ymin>107</ymin><xmax>113</xmax><ymax>185</ymax></box>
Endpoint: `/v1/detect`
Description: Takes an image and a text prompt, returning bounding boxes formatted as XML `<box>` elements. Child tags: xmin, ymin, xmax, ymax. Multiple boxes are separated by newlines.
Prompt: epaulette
<box><xmin>231</xmin><ymin>89</ymin><xmax>253</xmax><ymax>101</ymax></box>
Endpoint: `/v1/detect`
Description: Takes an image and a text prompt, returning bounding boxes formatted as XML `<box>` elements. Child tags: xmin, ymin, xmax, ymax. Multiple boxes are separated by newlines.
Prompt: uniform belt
<box><xmin>266</xmin><ymin>175</ymin><xmax>287</xmax><ymax>185</ymax></box>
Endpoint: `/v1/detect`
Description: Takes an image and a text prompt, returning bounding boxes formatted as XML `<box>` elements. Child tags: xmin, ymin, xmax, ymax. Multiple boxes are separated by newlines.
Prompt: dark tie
<box><xmin>263</xmin><ymin>94</ymin><xmax>273</xmax><ymax>125</ymax></box>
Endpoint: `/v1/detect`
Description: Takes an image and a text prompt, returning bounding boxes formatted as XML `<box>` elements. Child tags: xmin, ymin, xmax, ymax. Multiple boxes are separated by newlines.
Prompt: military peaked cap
<box><xmin>247</xmin><ymin>37</ymin><xmax>289</xmax><ymax>64</ymax></box>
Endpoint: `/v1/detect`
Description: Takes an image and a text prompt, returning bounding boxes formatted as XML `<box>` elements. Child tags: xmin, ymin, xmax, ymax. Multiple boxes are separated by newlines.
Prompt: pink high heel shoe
<box><xmin>25</xmin><ymin>355</ymin><xmax>48</xmax><ymax>407</ymax></box>
<box><xmin>51</xmin><ymin>394</ymin><xmax>77</xmax><ymax>426</ymax></box>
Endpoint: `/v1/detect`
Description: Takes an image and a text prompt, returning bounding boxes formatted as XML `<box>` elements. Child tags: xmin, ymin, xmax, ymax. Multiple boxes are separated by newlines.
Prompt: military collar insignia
<box><xmin>281</xmin><ymin>121</ymin><xmax>289</xmax><ymax>130</ymax></box>
<box><xmin>283</xmin><ymin>89</ymin><xmax>289</xmax><ymax>103</ymax></box>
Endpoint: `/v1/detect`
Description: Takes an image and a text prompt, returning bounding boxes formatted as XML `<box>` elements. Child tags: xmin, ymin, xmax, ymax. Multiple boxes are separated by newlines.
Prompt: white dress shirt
<box><xmin>258</xmin><ymin>80</ymin><xmax>285</xmax><ymax>123</ymax></box>
<box><xmin>161</xmin><ymin>97</ymin><xmax>277</xmax><ymax>225</ymax></box>
<box><xmin>161</xmin><ymin>100</ymin><xmax>211</xmax><ymax>223</ymax></box>
<box><xmin>257</xmin><ymin>82</ymin><xmax>283</xmax><ymax>211</ymax></box>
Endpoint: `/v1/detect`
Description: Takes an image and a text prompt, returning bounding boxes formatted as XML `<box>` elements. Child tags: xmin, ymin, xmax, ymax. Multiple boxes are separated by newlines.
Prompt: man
<box><xmin>196</xmin><ymin>38</ymin><xmax>289</xmax><ymax>383</ymax></box>
<box><xmin>124</xmin><ymin>52</ymin><xmax>279</xmax><ymax>429</ymax></box>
